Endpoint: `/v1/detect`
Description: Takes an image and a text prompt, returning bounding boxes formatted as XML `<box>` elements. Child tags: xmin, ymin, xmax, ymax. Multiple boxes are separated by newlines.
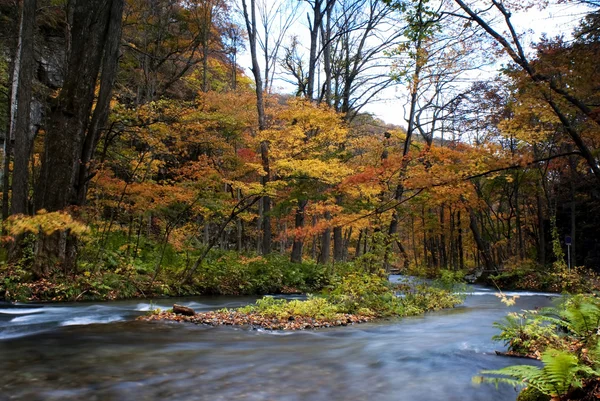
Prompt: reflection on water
<box><xmin>0</xmin><ymin>280</ymin><xmax>555</xmax><ymax>401</ymax></box>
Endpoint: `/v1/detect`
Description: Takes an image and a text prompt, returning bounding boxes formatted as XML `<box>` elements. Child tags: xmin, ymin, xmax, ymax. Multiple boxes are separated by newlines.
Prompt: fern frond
<box><xmin>541</xmin><ymin>349</ymin><xmax>581</xmax><ymax>395</ymax></box>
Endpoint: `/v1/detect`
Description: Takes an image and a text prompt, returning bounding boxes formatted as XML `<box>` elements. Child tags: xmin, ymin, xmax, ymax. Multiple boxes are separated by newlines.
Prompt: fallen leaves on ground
<box><xmin>139</xmin><ymin>310</ymin><xmax>374</xmax><ymax>330</ymax></box>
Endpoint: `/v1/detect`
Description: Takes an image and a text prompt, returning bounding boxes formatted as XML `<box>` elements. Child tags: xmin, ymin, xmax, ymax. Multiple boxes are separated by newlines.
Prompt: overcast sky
<box><xmin>236</xmin><ymin>1</ymin><xmax>591</xmax><ymax>127</ymax></box>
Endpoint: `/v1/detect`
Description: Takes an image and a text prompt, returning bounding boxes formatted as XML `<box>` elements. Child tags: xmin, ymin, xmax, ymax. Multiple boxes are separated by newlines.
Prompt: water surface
<box><xmin>0</xmin><ymin>279</ymin><xmax>557</xmax><ymax>401</ymax></box>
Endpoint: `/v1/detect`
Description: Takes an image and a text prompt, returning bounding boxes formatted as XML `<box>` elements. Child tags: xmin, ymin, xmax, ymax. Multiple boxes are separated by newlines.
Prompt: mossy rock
<box><xmin>517</xmin><ymin>387</ymin><xmax>551</xmax><ymax>401</ymax></box>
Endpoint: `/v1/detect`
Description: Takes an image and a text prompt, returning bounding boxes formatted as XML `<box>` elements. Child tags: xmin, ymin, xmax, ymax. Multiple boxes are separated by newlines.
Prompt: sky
<box><xmin>236</xmin><ymin>0</ymin><xmax>592</xmax><ymax>127</ymax></box>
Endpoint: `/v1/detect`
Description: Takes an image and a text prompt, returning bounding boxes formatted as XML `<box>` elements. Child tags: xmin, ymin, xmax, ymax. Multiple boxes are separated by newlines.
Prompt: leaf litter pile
<box><xmin>139</xmin><ymin>304</ymin><xmax>374</xmax><ymax>331</ymax></box>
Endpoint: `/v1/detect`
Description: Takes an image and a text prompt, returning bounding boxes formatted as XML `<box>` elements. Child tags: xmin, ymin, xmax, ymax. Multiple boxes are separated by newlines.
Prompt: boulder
<box><xmin>173</xmin><ymin>304</ymin><xmax>195</xmax><ymax>316</ymax></box>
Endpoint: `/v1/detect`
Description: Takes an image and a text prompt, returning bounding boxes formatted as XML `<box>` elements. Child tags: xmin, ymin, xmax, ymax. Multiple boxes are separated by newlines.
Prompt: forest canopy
<box><xmin>0</xmin><ymin>0</ymin><xmax>598</xmax><ymax>300</ymax></box>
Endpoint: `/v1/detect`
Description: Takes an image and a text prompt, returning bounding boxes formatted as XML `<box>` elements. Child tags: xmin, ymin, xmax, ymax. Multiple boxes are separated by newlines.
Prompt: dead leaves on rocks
<box><xmin>139</xmin><ymin>310</ymin><xmax>373</xmax><ymax>331</ymax></box>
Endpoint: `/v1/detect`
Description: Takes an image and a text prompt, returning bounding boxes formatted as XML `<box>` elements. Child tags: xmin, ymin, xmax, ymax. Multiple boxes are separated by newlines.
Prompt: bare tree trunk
<box><xmin>343</xmin><ymin>227</ymin><xmax>352</xmax><ymax>261</ymax></box>
<box><xmin>242</xmin><ymin>0</ymin><xmax>271</xmax><ymax>255</ymax></box>
<box><xmin>10</xmin><ymin>0</ymin><xmax>37</xmax><ymax>217</ymax></box>
<box><xmin>319</xmin><ymin>4</ymin><xmax>333</xmax><ymax>105</ymax></box>
<box><xmin>319</xmin><ymin>212</ymin><xmax>331</xmax><ymax>264</ymax></box>
<box><xmin>355</xmin><ymin>228</ymin><xmax>363</xmax><ymax>258</ymax></box>
<box><xmin>569</xmin><ymin>157</ymin><xmax>577</xmax><ymax>267</ymax></box>
<box><xmin>290</xmin><ymin>199</ymin><xmax>308</xmax><ymax>263</ymax></box>
<box><xmin>469</xmin><ymin>210</ymin><xmax>494</xmax><ymax>275</ymax></box>
<box><xmin>333</xmin><ymin>205</ymin><xmax>344</xmax><ymax>262</ymax></box>
<box><xmin>457</xmin><ymin>210</ymin><xmax>464</xmax><ymax>270</ymax></box>
<box><xmin>439</xmin><ymin>205</ymin><xmax>447</xmax><ymax>268</ymax></box>
<box><xmin>536</xmin><ymin>190</ymin><xmax>545</xmax><ymax>266</ymax></box>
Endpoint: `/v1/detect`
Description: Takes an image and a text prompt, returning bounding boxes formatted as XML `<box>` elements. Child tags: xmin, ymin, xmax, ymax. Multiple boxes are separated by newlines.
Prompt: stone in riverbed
<box><xmin>173</xmin><ymin>304</ymin><xmax>195</xmax><ymax>316</ymax></box>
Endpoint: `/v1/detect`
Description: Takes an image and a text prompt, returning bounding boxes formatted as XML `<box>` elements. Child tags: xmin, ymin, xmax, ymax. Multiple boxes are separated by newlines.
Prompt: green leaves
<box><xmin>478</xmin><ymin>349</ymin><xmax>594</xmax><ymax>397</ymax></box>
<box><xmin>482</xmin><ymin>294</ymin><xmax>600</xmax><ymax>399</ymax></box>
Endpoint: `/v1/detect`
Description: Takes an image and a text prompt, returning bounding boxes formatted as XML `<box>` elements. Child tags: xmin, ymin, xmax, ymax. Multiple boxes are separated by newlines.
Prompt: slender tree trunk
<box><xmin>261</xmin><ymin>143</ymin><xmax>271</xmax><ymax>254</ymax></box>
<box><xmin>10</xmin><ymin>0</ymin><xmax>37</xmax><ymax>217</ymax></box>
<box><xmin>241</xmin><ymin>0</ymin><xmax>271</xmax><ymax>255</ymax></box>
<box><xmin>237</xmin><ymin>189</ymin><xmax>243</xmax><ymax>252</ymax></box>
<box><xmin>291</xmin><ymin>199</ymin><xmax>308</xmax><ymax>263</ymax></box>
<box><xmin>333</xmin><ymin>207</ymin><xmax>343</xmax><ymax>262</ymax></box>
<box><xmin>514</xmin><ymin>174</ymin><xmax>525</xmax><ymax>260</ymax></box>
<box><xmin>343</xmin><ymin>227</ymin><xmax>352</xmax><ymax>261</ymax></box>
<box><xmin>319</xmin><ymin>5</ymin><xmax>332</xmax><ymax>105</ymax></box>
<box><xmin>569</xmin><ymin>156</ymin><xmax>577</xmax><ymax>267</ymax></box>
<box><xmin>319</xmin><ymin>212</ymin><xmax>331</xmax><ymax>264</ymax></box>
<box><xmin>457</xmin><ymin>210</ymin><xmax>464</xmax><ymax>270</ymax></box>
<box><xmin>306</xmin><ymin>1</ymin><xmax>322</xmax><ymax>100</ymax></box>
<box><xmin>469</xmin><ymin>210</ymin><xmax>494</xmax><ymax>275</ymax></box>
<box><xmin>2</xmin><ymin>123</ymin><xmax>11</xmax><ymax>222</ymax></box>
<box><xmin>439</xmin><ymin>206</ymin><xmax>447</xmax><ymax>269</ymax></box>
<box><xmin>355</xmin><ymin>229</ymin><xmax>363</xmax><ymax>258</ymax></box>
<box><xmin>536</xmin><ymin>190</ymin><xmax>545</xmax><ymax>266</ymax></box>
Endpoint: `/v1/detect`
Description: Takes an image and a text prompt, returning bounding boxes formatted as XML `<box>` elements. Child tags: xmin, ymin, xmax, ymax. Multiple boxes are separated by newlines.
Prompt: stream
<box><xmin>0</xmin><ymin>278</ymin><xmax>559</xmax><ymax>401</ymax></box>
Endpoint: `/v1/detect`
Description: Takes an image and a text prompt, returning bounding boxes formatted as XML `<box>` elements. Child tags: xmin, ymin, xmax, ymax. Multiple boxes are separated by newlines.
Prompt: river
<box><xmin>0</xmin><ymin>278</ymin><xmax>558</xmax><ymax>401</ymax></box>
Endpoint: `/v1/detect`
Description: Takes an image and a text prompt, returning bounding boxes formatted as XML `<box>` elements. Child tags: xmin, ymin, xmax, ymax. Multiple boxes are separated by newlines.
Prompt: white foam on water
<box><xmin>254</xmin><ymin>328</ymin><xmax>294</xmax><ymax>336</ymax></box>
<box><xmin>10</xmin><ymin>314</ymin><xmax>48</xmax><ymax>323</ymax></box>
<box><xmin>135</xmin><ymin>303</ymin><xmax>154</xmax><ymax>312</ymax></box>
<box><xmin>468</xmin><ymin>291</ymin><xmax>559</xmax><ymax>297</ymax></box>
<box><xmin>60</xmin><ymin>315</ymin><xmax>124</xmax><ymax>326</ymax></box>
<box><xmin>0</xmin><ymin>308</ymin><xmax>46</xmax><ymax>315</ymax></box>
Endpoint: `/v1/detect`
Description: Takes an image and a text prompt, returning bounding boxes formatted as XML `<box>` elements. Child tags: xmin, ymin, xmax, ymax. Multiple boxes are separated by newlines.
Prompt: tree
<box><xmin>450</xmin><ymin>0</ymin><xmax>600</xmax><ymax>183</ymax></box>
<box><xmin>7</xmin><ymin>0</ymin><xmax>36</xmax><ymax>217</ymax></box>
<box><xmin>34</xmin><ymin>0</ymin><xmax>124</xmax><ymax>275</ymax></box>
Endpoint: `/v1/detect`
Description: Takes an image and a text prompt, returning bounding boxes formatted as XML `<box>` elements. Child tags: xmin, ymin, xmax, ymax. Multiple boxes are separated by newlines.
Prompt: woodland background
<box><xmin>0</xmin><ymin>0</ymin><xmax>598</xmax><ymax>299</ymax></box>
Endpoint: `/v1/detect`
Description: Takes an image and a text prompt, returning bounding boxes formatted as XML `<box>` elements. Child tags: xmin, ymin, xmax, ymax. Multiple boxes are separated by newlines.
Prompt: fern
<box><xmin>478</xmin><ymin>349</ymin><xmax>599</xmax><ymax>397</ymax></box>
<box><xmin>540</xmin><ymin>296</ymin><xmax>600</xmax><ymax>339</ymax></box>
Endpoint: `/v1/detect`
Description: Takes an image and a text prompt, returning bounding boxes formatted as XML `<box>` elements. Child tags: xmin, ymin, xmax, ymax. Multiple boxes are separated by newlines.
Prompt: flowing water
<box><xmin>0</xmin><ymin>278</ymin><xmax>559</xmax><ymax>401</ymax></box>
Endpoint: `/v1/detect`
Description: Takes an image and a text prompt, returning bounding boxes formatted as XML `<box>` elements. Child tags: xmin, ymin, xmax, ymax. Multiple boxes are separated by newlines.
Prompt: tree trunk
<box><xmin>333</xmin><ymin>219</ymin><xmax>343</xmax><ymax>261</ymax></box>
<box><xmin>34</xmin><ymin>0</ymin><xmax>124</xmax><ymax>275</ymax></box>
<box><xmin>76</xmin><ymin>0</ymin><xmax>123</xmax><ymax>206</ymax></box>
<box><xmin>306</xmin><ymin>0</ymin><xmax>322</xmax><ymax>100</ymax></box>
<box><xmin>291</xmin><ymin>199</ymin><xmax>308</xmax><ymax>263</ymax></box>
<box><xmin>536</xmin><ymin>191</ymin><xmax>545</xmax><ymax>266</ymax></box>
<box><xmin>319</xmin><ymin>5</ymin><xmax>333</xmax><ymax>105</ymax></box>
<box><xmin>319</xmin><ymin>212</ymin><xmax>331</xmax><ymax>264</ymax></box>
<box><xmin>569</xmin><ymin>156</ymin><xmax>577</xmax><ymax>267</ymax></box>
<box><xmin>458</xmin><ymin>210</ymin><xmax>464</xmax><ymax>270</ymax></box>
<box><xmin>10</xmin><ymin>0</ymin><xmax>37</xmax><ymax>217</ymax></box>
<box><xmin>241</xmin><ymin>0</ymin><xmax>271</xmax><ymax>255</ymax></box>
<box><xmin>469</xmin><ymin>210</ymin><xmax>495</xmax><ymax>274</ymax></box>
<box><xmin>261</xmin><ymin>143</ymin><xmax>272</xmax><ymax>254</ymax></box>
<box><xmin>355</xmin><ymin>228</ymin><xmax>363</xmax><ymax>258</ymax></box>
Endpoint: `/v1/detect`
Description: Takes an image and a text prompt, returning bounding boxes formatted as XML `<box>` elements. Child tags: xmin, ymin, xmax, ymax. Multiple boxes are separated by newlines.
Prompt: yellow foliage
<box><xmin>6</xmin><ymin>210</ymin><xmax>90</xmax><ymax>238</ymax></box>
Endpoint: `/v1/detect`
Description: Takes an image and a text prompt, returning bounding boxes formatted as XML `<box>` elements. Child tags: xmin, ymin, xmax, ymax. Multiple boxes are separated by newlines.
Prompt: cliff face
<box><xmin>0</xmin><ymin>13</ymin><xmax>67</xmax><ymax>143</ymax></box>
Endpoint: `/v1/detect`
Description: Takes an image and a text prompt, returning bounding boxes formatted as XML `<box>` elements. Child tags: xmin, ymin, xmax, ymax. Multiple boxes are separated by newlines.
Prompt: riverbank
<box><xmin>0</xmin><ymin>253</ymin><xmax>329</xmax><ymax>302</ymax></box>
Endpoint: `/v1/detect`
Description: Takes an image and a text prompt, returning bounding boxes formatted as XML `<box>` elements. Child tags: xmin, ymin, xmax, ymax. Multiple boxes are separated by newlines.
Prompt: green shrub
<box><xmin>327</xmin><ymin>272</ymin><xmax>402</xmax><ymax>316</ymax></box>
<box><xmin>238</xmin><ymin>296</ymin><xmax>340</xmax><ymax>320</ymax></box>
<box><xmin>401</xmin><ymin>285</ymin><xmax>463</xmax><ymax>315</ymax></box>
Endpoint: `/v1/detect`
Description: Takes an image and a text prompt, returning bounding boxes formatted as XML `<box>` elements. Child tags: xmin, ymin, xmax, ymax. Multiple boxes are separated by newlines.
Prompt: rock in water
<box><xmin>173</xmin><ymin>304</ymin><xmax>195</xmax><ymax>316</ymax></box>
